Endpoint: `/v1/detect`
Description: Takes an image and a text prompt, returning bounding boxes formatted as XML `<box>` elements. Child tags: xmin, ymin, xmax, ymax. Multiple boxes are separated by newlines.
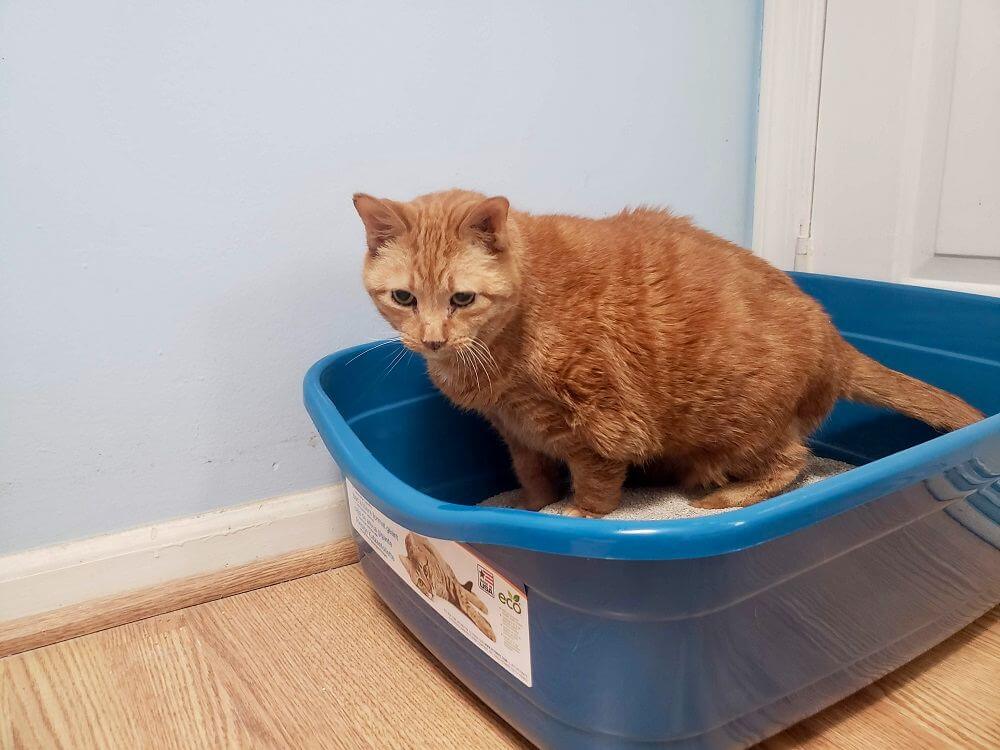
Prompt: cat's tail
<box><xmin>842</xmin><ymin>346</ymin><xmax>984</xmax><ymax>431</ymax></box>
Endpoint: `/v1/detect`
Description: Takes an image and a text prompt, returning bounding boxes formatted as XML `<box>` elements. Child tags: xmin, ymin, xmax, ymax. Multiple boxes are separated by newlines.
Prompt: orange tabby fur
<box><xmin>354</xmin><ymin>190</ymin><xmax>984</xmax><ymax>516</ymax></box>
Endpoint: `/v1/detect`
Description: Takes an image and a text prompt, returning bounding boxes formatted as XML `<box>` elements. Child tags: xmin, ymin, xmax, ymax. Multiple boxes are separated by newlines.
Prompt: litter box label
<box><xmin>345</xmin><ymin>479</ymin><xmax>532</xmax><ymax>686</ymax></box>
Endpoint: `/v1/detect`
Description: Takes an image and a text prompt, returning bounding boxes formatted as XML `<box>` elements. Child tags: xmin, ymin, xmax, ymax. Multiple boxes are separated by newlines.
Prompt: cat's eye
<box><xmin>391</xmin><ymin>289</ymin><xmax>416</xmax><ymax>307</ymax></box>
<box><xmin>450</xmin><ymin>292</ymin><xmax>476</xmax><ymax>308</ymax></box>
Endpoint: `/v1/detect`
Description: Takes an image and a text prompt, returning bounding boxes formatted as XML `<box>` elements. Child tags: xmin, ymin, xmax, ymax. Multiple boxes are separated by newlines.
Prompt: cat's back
<box><xmin>515</xmin><ymin>203</ymin><xmax>800</xmax><ymax>312</ymax></box>
<box><xmin>518</xmin><ymin>205</ymin><xmax>692</xmax><ymax>260</ymax></box>
<box><xmin>510</xmin><ymin>201</ymin><xmax>835</xmax><ymax>398</ymax></box>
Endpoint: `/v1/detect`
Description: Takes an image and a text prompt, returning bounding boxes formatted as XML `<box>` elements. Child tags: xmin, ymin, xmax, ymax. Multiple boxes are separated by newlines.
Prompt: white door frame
<box><xmin>753</xmin><ymin>0</ymin><xmax>999</xmax><ymax>297</ymax></box>
<box><xmin>751</xmin><ymin>0</ymin><xmax>827</xmax><ymax>272</ymax></box>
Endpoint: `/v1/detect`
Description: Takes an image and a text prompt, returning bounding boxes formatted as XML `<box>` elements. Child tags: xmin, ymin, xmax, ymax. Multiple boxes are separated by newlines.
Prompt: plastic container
<box><xmin>304</xmin><ymin>273</ymin><xmax>999</xmax><ymax>749</ymax></box>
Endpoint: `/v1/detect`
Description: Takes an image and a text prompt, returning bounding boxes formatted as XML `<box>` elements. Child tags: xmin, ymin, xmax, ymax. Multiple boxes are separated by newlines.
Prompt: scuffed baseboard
<box><xmin>0</xmin><ymin>484</ymin><xmax>351</xmax><ymax>624</ymax></box>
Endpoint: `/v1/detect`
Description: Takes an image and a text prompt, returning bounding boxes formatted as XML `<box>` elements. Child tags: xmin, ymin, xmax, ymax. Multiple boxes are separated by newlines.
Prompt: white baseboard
<box><xmin>0</xmin><ymin>483</ymin><xmax>350</xmax><ymax>622</ymax></box>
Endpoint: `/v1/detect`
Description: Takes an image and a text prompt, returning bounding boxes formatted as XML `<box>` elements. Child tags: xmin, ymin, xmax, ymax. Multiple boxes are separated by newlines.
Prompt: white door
<box><xmin>755</xmin><ymin>0</ymin><xmax>1000</xmax><ymax>297</ymax></box>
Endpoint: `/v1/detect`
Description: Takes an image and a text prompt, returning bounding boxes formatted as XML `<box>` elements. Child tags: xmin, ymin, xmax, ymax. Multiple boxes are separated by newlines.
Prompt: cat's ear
<box><xmin>462</xmin><ymin>580</ymin><xmax>474</xmax><ymax>592</ymax></box>
<box><xmin>352</xmin><ymin>193</ymin><xmax>411</xmax><ymax>254</ymax></box>
<box><xmin>459</xmin><ymin>196</ymin><xmax>510</xmax><ymax>253</ymax></box>
<box><xmin>400</xmin><ymin>555</ymin><xmax>414</xmax><ymax>577</ymax></box>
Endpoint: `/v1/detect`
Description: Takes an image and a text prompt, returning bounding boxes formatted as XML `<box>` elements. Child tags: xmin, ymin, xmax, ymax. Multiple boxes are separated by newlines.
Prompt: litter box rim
<box><xmin>304</xmin><ymin>349</ymin><xmax>999</xmax><ymax>562</ymax></box>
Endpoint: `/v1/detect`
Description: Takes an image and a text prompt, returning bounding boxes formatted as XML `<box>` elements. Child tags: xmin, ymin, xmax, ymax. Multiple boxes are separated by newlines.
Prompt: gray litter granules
<box><xmin>481</xmin><ymin>455</ymin><xmax>854</xmax><ymax>521</ymax></box>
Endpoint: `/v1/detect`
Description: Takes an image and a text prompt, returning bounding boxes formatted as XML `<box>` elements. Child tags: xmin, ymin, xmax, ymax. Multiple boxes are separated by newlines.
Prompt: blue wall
<box><xmin>0</xmin><ymin>0</ymin><xmax>763</xmax><ymax>555</ymax></box>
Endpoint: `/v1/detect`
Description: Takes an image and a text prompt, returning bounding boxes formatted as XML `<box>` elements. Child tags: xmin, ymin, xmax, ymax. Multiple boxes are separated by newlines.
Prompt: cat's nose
<box><xmin>424</xmin><ymin>340</ymin><xmax>445</xmax><ymax>351</ymax></box>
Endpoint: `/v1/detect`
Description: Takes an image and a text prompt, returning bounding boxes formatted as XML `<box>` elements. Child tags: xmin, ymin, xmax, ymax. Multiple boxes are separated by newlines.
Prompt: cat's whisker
<box><xmin>481</xmin><ymin>352</ymin><xmax>495</xmax><ymax>393</ymax></box>
<box><xmin>343</xmin><ymin>336</ymin><xmax>402</xmax><ymax>367</ymax></box>
<box><xmin>373</xmin><ymin>346</ymin><xmax>406</xmax><ymax>385</ymax></box>
<box><xmin>470</xmin><ymin>337</ymin><xmax>500</xmax><ymax>374</ymax></box>
<box><xmin>466</xmin><ymin>336</ymin><xmax>494</xmax><ymax>369</ymax></box>
<box><xmin>469</xmin><ymin>347</ymin><xmax>487</xmax><ymax>390</ymax></box>
<box><xmin>344</xmin><ymin>341</ymin><xmax>389</xmax><ymax>367</ymax></box>
<box><xmin>383</xmin><ymin>347</ymin><xmax>407</xmax><ymax>379</ymax></box>
<box><xmin>459</xmin><ymin>347</ymin><xmax>481</xmax><ymax>390</ymax></box>
<box><xmin>466</xmin><ymin>343</ymin><xmax>493</xmax><ymax>393</ymax></box>
<box><xmin>465</xmin><ymin>339</ymin><xmax>499</xmax><ymax>393</ymax></box>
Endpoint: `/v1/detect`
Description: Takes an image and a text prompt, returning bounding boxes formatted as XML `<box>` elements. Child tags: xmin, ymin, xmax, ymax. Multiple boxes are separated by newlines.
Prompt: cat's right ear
<box><xmin>459</xmin><ymin>196</ymin><xmax>510</xmax><ymax>253</ymax></box>
<box><xmin>352</xmin><ymin>193</ymin><xmax>410</xmax><ymax>254</ymax></box>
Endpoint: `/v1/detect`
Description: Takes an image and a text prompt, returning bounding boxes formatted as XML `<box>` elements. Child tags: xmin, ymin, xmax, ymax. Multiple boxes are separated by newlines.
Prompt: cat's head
<box><xmin>353</xmin><ymin>190</ymin><xmax>521</xmax><ymax>360</ymax></box>
<box><xmin>401</xmin><ymin>534</ymin><xmax>435</xmax><ymax>596</ymax></box>
<box><xmin>400</xmin><ymin>554</ymin><xmax>432</xmax><ymax>597</ymax></box>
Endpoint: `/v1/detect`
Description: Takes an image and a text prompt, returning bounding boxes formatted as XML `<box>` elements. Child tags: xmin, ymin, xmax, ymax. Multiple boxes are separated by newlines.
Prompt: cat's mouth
<box><xmin>419</xmin><ymin>347</ymin><xmax>450</xmax><ymax>360</ymax></box>
<box><xmin>416</xmin><ymin>343</ymin><xmax>456</xmax><ymax>360</ymax></box>
<box><xmin>401</xmin><ymin>339</ymin><xmax>449</xmax><ymax>358</ymax></box>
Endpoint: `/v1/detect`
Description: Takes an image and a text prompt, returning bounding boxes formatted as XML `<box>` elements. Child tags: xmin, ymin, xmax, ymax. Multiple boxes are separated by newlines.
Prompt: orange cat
<box><xmin>354</xmin><ymin>190</ymin><xmax>983</xmax><ymax>516</ymax></box>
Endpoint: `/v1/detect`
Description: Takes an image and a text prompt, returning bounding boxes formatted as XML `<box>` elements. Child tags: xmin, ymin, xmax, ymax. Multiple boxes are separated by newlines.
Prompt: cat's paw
<box><xmin>467</xmin><ymin>609</ymin><xmax>496</xmax><ymax>641</ymax></box>
<box><xmin>460</xmin><ymin>587</ymin><xmax>489</xmax><ymax>614</ymax></box>
<box><xmin>510</xmin><ymin>496</ymin><xmax>551</xmax><ymax>512</ymax></box>
<box><xmin>690</xmin><ymin>488</ymin><xmax>746</xmax><ymax>509</ymax></box>
<box><xmin>561</xmin><ymin>505</ymin><xmax>606</xmax><ymax>518</ymax></box>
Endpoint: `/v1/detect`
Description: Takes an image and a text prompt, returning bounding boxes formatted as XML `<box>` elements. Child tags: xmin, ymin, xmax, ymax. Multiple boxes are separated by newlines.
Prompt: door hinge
<box><xmin>793</xmin><ymin>222</ymin><xmax>813</xmax><ymax>272</ymax></box>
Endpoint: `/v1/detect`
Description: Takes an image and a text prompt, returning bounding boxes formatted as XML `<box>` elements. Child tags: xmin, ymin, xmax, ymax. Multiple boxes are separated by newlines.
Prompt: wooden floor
<box><xmin>2</xmin><ymin>563</ymin><xmax>997</xmax><ymax>749</ymax></box>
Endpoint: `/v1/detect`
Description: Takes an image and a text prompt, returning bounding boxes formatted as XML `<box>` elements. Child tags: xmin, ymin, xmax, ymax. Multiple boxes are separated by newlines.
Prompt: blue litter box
<box><xmin>304</xmin><ymin>273</ymin><xmax>999</xmax><ymax>749</ymax></box>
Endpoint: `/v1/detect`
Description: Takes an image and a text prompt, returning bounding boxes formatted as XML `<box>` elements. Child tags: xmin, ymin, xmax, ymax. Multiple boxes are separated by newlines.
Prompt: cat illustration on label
<box><xmin>399</xmin><ymin>532</ymin><xmax>496</xmax><ymax>642</ymax></box>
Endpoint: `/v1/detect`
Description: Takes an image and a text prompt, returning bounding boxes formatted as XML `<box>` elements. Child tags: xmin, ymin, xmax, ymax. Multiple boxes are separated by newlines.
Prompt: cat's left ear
<box><xmin>459</xmin><ymin>196</ymin><xmax>510</xmax><ymax>253</ymax></box>
<box><xmin>400</xmin><ymin>555</ymin><xmax>414</xmax><ymax>576</ymax></box>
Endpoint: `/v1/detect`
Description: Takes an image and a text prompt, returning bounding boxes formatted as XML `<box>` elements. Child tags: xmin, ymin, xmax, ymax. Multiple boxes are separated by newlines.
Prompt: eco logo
<box><xmin>477</xmin><ymin>564</ymin><xmax>494</xmax><ymax>596</ymax></box>
<box><xmin>497</xmin><ymin>590</ymin><xmax>523</xmax><ymax>615</ymax></box>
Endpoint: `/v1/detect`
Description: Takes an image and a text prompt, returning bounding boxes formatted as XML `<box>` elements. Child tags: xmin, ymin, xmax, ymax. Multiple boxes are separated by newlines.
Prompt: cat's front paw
<box><xmin>561</xmin><ymin>505</ymin><xmax>607</xmax><ymax>519</ymax></box>
<box><xmin>466</xmin><ymin>608</ymin><xmax>496</xmax><ymax>641</ymax></box>
<box><xmin>510</xmin><ymin>495</ymin><xmax>552</xmax><ymax>512</ymax></box>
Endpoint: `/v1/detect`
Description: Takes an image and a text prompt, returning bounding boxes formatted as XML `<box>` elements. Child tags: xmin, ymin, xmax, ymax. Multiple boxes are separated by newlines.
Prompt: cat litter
<box><xmin>480</xmin><ymin>455</ymin><xmax>853</xmax><ymax>521</ymax></box>
<box><xmin>306</xmin><ymin>274</ymin><xmax>999</xmax><ymax>749</ymax></box>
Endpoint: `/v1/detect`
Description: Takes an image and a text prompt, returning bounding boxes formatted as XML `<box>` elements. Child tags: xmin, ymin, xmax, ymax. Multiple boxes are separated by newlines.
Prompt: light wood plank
<box><xmin>1</xmin><ymin>563</ymin><xmax>995</xmax><ymax>749</ymax></box>
<box><xmin>4</xmin><ymin>611</ymin><xmax>260</xmax><ymax>749</ymax></box>
<box><xmin>0</xmin><ymin>659</ymin><xmax>13</xmax><ymax>749</ymax></box>
<box><xmin>2</xmin><ymin>565</ymin><xmax>526</xmax><ymax>750</ymax></box>
<box><xmin>0</xmin><ymin>539</ymin><xmax>357</xmax><ymax>659</ymax></box>
<box><xmin>761</xmin><ymin>607</ymin><xmax>1000</xmax><ymax>749</ymax></box>
<box><xmin>180</xmin><ymin>566</ymin><xmax>528</xmax><ymax>749</ymax></box>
